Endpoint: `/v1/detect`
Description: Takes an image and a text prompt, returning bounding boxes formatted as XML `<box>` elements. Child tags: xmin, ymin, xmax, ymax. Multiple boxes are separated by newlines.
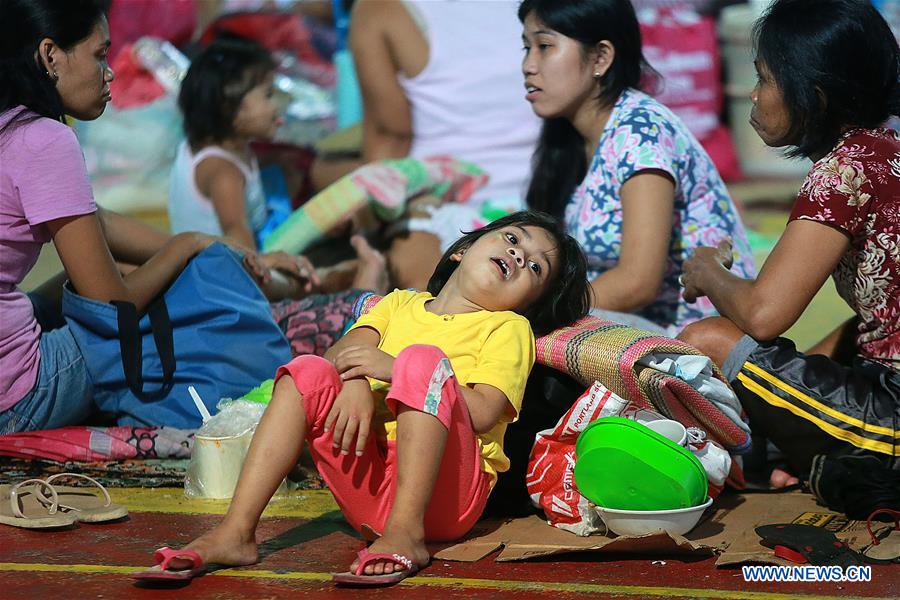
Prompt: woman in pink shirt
<box><xmin>0</xmin><ymin>0</ymin><xmax>220</xmax><ymax>432</ymax></box>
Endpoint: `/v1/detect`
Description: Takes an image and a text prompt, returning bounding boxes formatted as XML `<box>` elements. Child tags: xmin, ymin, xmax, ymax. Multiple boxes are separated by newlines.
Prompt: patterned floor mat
<box><xmin>0</xmin><ymin>456</ymin><xmax>327</xmax><ymax>489</ymax></box>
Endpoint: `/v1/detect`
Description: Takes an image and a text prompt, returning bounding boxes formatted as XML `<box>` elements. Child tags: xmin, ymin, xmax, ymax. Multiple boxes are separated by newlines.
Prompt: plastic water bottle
<box><xmin>132</xmin><ymin>36</ymin><xmax>190</xmax><ymax>94</ymax></box>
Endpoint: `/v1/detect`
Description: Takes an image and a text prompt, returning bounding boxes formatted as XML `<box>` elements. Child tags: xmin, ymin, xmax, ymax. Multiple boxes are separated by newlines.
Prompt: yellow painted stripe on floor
<box><xmin>107</xmin><ymin>488</ymin><xmax>338</xmax><ymax>518</ymax></box>
<box><xmin>0</xmin><ymin>563</ymin><xmax>139</xmax><ymax>575</ymax></box>
<box><xmin>0</xmin><ymin>563</ymin><xmax>890</xmax><ymax>600</ymax></box>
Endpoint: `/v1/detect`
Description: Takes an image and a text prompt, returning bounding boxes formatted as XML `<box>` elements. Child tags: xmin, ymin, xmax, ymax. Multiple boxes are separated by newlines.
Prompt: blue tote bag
<box><xmin>62</xmin><ymin>243</ymin><xmax>292</xmax><ymax>428</ymax></box>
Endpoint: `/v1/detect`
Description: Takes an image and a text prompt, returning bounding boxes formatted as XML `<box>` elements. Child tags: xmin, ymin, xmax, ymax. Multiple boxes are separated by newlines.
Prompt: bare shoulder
<box><xmin>194</xmin><ymin>154</ymin><xmax>244</xmax><ymax>197</ymax></box>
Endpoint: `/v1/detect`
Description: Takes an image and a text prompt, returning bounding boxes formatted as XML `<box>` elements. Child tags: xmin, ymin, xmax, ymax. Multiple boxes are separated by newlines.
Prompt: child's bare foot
<box><xmin>164</xmin><ymin>525</ymin><xmax>259</xmax><ymax>570</ymax></box>
<box><xmin>350</xmin><ymin>235</ymin><xmax>389</xmax><ymax>294</ymax></box>
<box><xmin>349</xmin><ymin>526</ymin><xmax>430</xmax><ymax>576</ymax></box>
<box><xmin>769</xmin><ymin>466</ymin><xmax>800</xmax><ymax>488</ymax></box>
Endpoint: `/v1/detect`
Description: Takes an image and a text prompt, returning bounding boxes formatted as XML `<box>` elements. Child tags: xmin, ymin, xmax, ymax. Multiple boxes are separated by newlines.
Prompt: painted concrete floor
<box><xmin>1</xmin><ymin>489</ymin><xmax>897</xmax><ymax>599</ymax></box>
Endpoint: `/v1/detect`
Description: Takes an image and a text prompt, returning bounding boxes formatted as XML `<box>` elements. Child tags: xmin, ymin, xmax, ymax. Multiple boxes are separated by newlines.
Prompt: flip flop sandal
<box><xmin>332</xmin><ymin>547</ymin><xmax>426</xmax><ymax>586</ymax></box>
<box><xmin>756</xmin><ymin>524</ymin><xmax>872</xmax><ymax>566</ymax></box>
<box><xmin>863</xmin><ymin>509</ymin><xmax>900</xmax><ymax>563</ymax></box>
<box><xmin>33</xmin><ymin>474</ymin><xmax>128</xmax><ymax>523</ymax></box>
<box><xmin>0</xmin><ymin>479</ymin><xmax>78</xmax><ymax>529</ymax></box>
<box><xmin>132</xmin><ymin>547</ymin><xmax>207</xmax><ymax>581</ymax></box>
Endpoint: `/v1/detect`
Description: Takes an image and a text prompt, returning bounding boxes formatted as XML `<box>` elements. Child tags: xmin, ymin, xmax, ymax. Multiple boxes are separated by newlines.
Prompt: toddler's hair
<box><xmin>178</xmin><ymin>38</ymin><xmax>276</xmax><ymax>148</ymax></box>
<box><xmin>427</xmin><ymin>211</ymin><xmax>591</xmax><ymax>336</ymax></box>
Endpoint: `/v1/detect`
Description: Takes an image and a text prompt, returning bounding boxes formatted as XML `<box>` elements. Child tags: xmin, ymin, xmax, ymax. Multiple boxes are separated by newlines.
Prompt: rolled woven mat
<box><xmin>262</xmin><ymin>155</ymin><xmax>487</xmax><ymax>254</ymax></box>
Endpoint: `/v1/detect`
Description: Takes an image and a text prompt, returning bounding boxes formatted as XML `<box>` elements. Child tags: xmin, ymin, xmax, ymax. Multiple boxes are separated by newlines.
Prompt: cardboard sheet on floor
<box><xmin>436</xmin><ymin>492</ymin><xmax>892</xmax><ymax>565</ymax></box>
<box><xmin>714</xmin><ymin>492</ymin><xmax>892</xmax><ymax>566</ymax></box>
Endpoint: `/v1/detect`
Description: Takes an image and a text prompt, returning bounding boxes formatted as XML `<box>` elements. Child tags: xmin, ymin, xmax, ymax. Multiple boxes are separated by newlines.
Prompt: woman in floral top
<box><xmin>519</xmin><ymin>0</ymin><xmax>755</xmax><ymax>335</ymax></box>
<box><xmin>679</xmin><ymin>0</ymin><xmax>899</xmax><ymax>488</ymax></box>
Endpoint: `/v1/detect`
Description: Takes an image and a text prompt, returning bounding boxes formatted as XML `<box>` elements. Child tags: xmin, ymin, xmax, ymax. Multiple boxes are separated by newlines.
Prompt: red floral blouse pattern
<box><xmin>790</xmin><ymin>128</ymin><xmax>900</xmax><ymax>368</ymax></box>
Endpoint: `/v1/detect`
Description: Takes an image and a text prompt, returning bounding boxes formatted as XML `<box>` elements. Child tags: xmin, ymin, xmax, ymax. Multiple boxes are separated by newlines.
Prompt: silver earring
<box><xmin>46</xmin><ymin>69</ymin><xmax>58</xmax><ymax>81</ymax></box>
<box><xmin>593</xmin><ymin>71</ymin><xmax>602</xmax><ymax>79</ymax></box>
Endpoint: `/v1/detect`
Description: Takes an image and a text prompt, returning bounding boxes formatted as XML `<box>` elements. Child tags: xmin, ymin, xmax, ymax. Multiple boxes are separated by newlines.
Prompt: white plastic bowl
<box><xmin>594</xmin><ymin>496</ymin><xmax>714</xmax><ymax>537</ymax></box>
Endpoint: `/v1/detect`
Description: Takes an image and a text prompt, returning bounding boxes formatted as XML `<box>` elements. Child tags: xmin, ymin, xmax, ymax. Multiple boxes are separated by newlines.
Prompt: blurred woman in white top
<box><xmin>350</xmin><ymin>0</ymin><xmax>541</xmax><ymax>290</ymax></box>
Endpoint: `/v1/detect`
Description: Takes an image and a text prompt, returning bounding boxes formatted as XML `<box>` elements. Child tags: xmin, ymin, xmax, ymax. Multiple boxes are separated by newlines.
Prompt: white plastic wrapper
<box><xmin>196</xmin><ymin>399</ymin><xmax>266</xmax><ymax>439</ymax></box>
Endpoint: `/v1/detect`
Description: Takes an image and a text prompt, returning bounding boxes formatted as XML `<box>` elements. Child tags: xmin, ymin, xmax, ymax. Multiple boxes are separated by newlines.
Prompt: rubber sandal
<box><xmin>132</xmin><ymin>547</ymin><xmax>207</xmax><ymax>581</ymax></box>
<box><xmin>863</xmin><ymin>509</ymin><xmax>900</xmax><ymax>563</ymax></box>
<box><xmin>756</xmin><ymin>524</ymin><xmax>869</xmax><ymax>566</ymax></box>
<box><xmin>332</xmin><ymin>547</ymin><xmax>426</xmax><ymax>586</ymax></box>
<box><xmin>33</xmin><ymin>474</ymin><xmax>128</xmax><ymax>523</ymax></box>
<box><xmin>0</xmin><ymin>479</ymin><xmax>78</xmax><ymax>529</ymax></box>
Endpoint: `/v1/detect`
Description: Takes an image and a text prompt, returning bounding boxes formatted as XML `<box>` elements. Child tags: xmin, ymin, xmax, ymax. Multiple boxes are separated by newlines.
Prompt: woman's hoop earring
<box><xmin>46</xmin><ymin>70</ymin><xmax>58</xmax><ymax>81</ymax></box>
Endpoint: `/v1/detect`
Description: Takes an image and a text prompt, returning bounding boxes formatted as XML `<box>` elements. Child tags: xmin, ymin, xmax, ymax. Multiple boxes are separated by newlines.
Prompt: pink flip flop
<box><xmin>332</xmin><ymin>547</ymin><xmax>425</xmax><ymax>586</ymax></box>
<box><xmin>132</xmin><ymin>547</ymin><xmax>207</xmax><ymax>581</ymax></box>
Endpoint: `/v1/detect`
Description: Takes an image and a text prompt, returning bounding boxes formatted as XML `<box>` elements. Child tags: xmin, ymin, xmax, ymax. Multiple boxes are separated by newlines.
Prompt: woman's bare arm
<box><xmin>48</xmin><ymin>212</ymin><xmax>212</xmax><ymax>312</ymax></box>
<box><xmin>97</xmin><ymin>207</ymin><xmax>171</xmax><ymax>265</ymax></box>
<box><xmin>588</xmin><ymin>171</ymin><xmax>675</xmax><ymax>311</ymax></box>
<box><xmin>350</xmin><ymin>0</ymin><xmax>417</xmax><ymax>162</ymax></box>
<box><xmin>682</xmin><ymin>220</ymin><xmax>849</xmax><ymax>340</ymax></box>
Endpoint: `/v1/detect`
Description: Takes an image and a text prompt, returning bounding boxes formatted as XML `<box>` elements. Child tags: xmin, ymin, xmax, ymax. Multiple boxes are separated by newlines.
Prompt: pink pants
<box><xmin>275</xmin><ymin>344</ymin><xmax>491</xmax><ymax>542</ymax></box>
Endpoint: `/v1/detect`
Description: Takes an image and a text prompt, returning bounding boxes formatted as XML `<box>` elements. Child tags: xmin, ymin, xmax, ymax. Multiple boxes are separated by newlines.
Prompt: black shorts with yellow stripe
<box><xmin>727</xmin><ymin>337</ymin><xmax>899</xmax><ymax>475</ymax></box>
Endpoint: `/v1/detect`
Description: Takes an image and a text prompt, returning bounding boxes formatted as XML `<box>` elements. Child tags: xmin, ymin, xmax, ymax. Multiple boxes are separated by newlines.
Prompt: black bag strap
<box><xmin>112</xmin><ymin>297</ymin><xmax>176</xmax><ymax>401</ymax></box>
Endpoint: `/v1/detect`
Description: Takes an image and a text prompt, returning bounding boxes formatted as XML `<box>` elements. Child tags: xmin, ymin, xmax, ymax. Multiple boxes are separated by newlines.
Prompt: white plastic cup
<box><xmin>187</xmin><ymin>429</ymin><xmax>290</xmax><ymax>499</ymax></box>
<box><xmin>645</xmin><ymin>419</ymin><xmax>688</xmax><ymax>447</ymax></box>
<box><xmin>188</xmin><ymin>430</ymin><xmax>254</xmax><ymax>499</ymax></box>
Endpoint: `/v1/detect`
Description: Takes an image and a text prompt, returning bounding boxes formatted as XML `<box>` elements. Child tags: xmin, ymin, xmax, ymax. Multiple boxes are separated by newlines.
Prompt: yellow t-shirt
<box><xmin>349</xmin><ymin>289</ymin><xmax>535</xmax><ymax>483</ymax></box>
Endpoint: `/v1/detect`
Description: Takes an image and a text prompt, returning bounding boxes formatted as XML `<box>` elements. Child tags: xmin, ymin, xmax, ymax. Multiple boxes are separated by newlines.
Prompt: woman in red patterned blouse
<box><xmin>677</xmin><ymin>0</ymin><xmax>899</xmax><ymax>495</ymax></box>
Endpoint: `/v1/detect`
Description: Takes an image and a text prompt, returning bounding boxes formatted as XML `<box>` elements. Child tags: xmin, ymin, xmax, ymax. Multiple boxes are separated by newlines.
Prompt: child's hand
<box><xmin>243</xmin><ymin>251</ymin><xmax>321</xmax><ymax>295</ymax></box>
<box><xmin>242</xmin><ymin>251</ymin><xmax>270</xmax><ymax>283</ymax></box>
<box><xmin>333</xmin><ymin>346</ymin><xmax>395</xmax><ymax>382</ymax></box>
<box><xmin>260</xmin><ymin>252</ymin><xmax>321</xmax><ymax>291</ymax></box>
<box><xmin>324</xmin><ymin>379</ymin><xmax>374</xmax><ymax>456</ymax></box>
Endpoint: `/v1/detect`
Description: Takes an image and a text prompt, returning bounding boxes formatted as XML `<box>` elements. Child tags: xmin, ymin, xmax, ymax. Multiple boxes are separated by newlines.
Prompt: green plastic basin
<box><xmin>574</xmin><ymin>416</ymin><xmax>708</xmax><ymax>511</ymax></box>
